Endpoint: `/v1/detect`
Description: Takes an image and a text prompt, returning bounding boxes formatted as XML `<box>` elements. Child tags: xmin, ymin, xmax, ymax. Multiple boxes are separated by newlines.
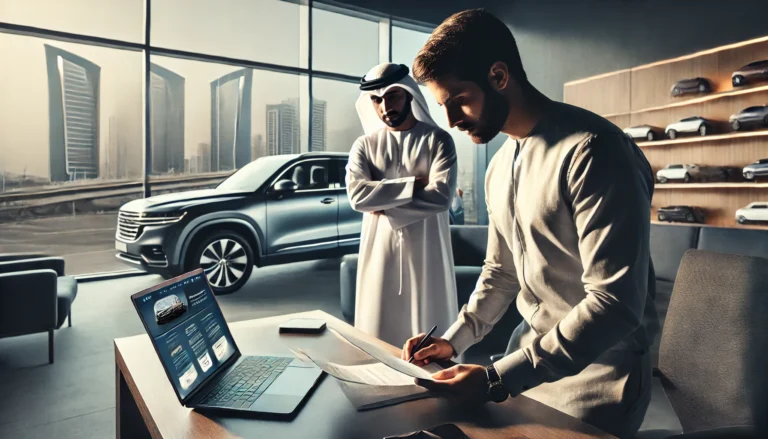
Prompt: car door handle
<box><xmin>321</xmin><ymin>198</ymin><xmax>335</xmax><ymax>204</ymax></box>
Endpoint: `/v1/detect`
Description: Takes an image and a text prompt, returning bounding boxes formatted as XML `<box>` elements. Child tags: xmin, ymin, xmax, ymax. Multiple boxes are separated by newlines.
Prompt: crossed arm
<box><xmin>345</xmin><ymin>134</ymin><xmax>458</xmax><ymax>230</ymax></box>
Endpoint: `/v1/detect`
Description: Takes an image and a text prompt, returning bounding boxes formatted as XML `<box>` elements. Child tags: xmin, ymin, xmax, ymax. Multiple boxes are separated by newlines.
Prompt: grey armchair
<box><xmin>649</xmin><ymin>250</ymin><xmax>768</xmax><ymax>438</ymax></box>
<box><xmin>0</xmin><ymin>255</ymin><xmax>78</xmax><ymax>364</ymax></box>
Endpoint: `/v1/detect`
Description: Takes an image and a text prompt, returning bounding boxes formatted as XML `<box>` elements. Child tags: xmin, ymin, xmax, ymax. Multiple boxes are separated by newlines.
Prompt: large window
<box><xmin>151</xmin><ymin>0</ymin><xmax>304</xmax><ymax>67</ymax></box>
<box><xmin>0</xmin><ymin>4</ymin><xmax>439</xmax><ymax>276</ymax></box>
<box><xmin>0</xmin><ymin>0</ymin><xmax>143</xmax><ymax>42</ymax></box>
<box><xmin>148</xmin><ymin>56</ymin><xmax>306</xmax><ymax>191</ymax></box>
<box><xmin>312</xmin><ymin>78</ymin><xmax>364</xmax><ymax>153</ymax></box>
<box><xmin>312</xmin><ymin>5</ymin><xmax>381</xmax><ymax>76</ymax></box>
<box><xmin>0</xmin><ymin>32</ymin><xmax>143</xmax><ymax>275</ymax></box>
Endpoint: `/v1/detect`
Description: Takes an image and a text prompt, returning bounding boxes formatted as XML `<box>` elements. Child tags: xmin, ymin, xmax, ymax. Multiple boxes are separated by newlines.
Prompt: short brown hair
<box><xmin>413</xmin><ymin>9</ymin><xmax>527</xmax><ymax>87</ymax></box>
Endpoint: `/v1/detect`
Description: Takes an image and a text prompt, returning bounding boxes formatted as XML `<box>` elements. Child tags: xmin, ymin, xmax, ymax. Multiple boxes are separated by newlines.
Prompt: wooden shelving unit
<box><xmin>655</xmin><ymin>183</ymin><xmax>768</xmax><ymax>189</ymax></box>
<box><xmin>565</xmin><ymin>34</ymin><xmax>768</xmax><ymax>230</ymax></box>
<box><xmin>637</xmin><ymin>130</ymin><xmax>768</xmax><ymax>147</ymax></box>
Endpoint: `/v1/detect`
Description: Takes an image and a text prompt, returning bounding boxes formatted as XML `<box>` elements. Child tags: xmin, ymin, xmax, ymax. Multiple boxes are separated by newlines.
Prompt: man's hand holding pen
<box><xmin>402</xmin><ymin>333</ymin><xmax>490</xmax><ymax>404</ymax></box>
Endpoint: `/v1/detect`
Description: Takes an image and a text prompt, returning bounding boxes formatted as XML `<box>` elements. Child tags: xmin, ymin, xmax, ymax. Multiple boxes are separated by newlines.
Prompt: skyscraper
<box><xmin>266</xmin><ymin>100</ymin><xmax>300</xmax><ymax>156</ymax></box>
<box><xmin>311</xmin><ymin>99</ymin><xmax>327</xmax><ymax>152</ymax></box>
<box><xmin>149</xmin><ymin>63</ymin><xmax>185</xmax><ymax>175</ymax></box>
<box><xmin>44</xmin><ymin>45</ymin><xmax>100</xmax><ymax>182</ymax></box>
<box><xmin>266</xmin><ymin>98</ymin><xmax>327</xmax><ymax>155</ymax></box>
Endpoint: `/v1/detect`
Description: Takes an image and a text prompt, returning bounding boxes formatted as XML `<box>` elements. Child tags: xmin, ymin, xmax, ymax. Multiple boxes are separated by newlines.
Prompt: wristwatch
<box><xmin>485</xmin><ymin>365</ymin><xmax>508</xmax><ymax>403</ymax></box>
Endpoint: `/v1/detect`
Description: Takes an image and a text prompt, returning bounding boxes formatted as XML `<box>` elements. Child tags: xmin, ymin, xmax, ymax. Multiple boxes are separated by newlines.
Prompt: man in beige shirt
<box><xmin>401</xmin><ymin>9</ymin><xmax>659</xmax><ymax>438</ymax></box>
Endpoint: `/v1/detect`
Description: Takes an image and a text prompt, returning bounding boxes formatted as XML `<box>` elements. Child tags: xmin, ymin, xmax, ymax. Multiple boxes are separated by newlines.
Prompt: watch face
<box><xmin>489</xmin><ymin>383</ymin><xmax>508</xmax><ymax>403</ymax></box>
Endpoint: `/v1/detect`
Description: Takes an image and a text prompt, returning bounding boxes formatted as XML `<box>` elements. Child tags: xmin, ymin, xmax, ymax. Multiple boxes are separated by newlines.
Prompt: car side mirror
<box><xmin>273</xmin><ymin>179</ymin><xmax>297</xmax><ymax>194</ymax></box>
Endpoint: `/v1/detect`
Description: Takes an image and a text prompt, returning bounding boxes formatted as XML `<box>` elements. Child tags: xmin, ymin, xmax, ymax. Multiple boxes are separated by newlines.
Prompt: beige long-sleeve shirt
<box><xmin>443</xmin><ymin>100</ymin><xmax>659</xmax><ymax>399</ymax></box>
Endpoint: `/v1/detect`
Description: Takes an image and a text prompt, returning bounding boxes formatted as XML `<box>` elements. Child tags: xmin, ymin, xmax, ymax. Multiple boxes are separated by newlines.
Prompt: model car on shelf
<box><xmin>623</xmin><ymin>125</ymin><xmax>663</xmax><ymax>142</ymax></box>
<box><xmin>670</xmin><ymin>77</ymin><xmax>711</xmax><ymax>97</ymax></box>
<box><xmin>729</xmin><ymin>105</ymin><xmax>768</xmax><ymax>131</ymax></box>
<box><xmin>657</xmin><ymin>206</ymin><xmax>705</xmax><ymax>223</ymax></box>
<box><xmin>656</xmin><ymin>163</ymin><xmax>728</xmax><ymax>183</ymax></box>
<box><xmin>735</xmin><ymin>202</ymin><xmax>768</xmax><ymax>224</ymax></box>
<box><xmin>742</xmin><ymin>158</ymin><xmax>768</xmax><ymax>180</ymax></box>
<box><xmin>665</xmin><ymin>116</ymin><xmax>711</xmax><ymax>139</ymax></box>
<box><xmin>732</xmin><ymin>60</ymin><xmax>768</xmax><ymax>87</ymax></box>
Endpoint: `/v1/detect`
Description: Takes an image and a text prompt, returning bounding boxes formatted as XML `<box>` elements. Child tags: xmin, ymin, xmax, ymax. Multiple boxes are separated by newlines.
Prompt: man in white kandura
<box><xmin>346</xmin><ymin>62</ymin><xmax>459</xmax><ymax>347</ymax></box>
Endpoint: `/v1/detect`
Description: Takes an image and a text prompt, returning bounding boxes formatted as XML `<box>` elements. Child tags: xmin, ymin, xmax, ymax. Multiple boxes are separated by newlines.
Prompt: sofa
<box><xmin>339</xmin><ymin>226</ymin><xmax>522</xmax><ymax>363</ymax></box>
<box><xmin>0</xmin><ymin>255</ymin><xmax>78</xmax><ymax>364</ymax></box>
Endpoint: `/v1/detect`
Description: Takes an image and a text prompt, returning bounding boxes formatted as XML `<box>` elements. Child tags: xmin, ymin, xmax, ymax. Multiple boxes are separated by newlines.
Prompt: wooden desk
<box><xmin>115</xmin><ymin>310</ymin><xmax>615</xmax><ymax>439</ymax></box>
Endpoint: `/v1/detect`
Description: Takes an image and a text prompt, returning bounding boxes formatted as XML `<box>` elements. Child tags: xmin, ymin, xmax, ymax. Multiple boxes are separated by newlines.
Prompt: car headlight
<box><xmin>134</xmin><ymin>211</ymin><xmax>187</xmax><ymax>226</ymax></box>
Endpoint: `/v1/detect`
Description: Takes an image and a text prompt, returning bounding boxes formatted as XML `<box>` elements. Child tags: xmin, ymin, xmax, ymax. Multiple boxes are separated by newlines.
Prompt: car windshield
<box><xmin>758</xmin><ymin>159</ymin><xmax>768</xmax><ymax>164</ymax></box>
<box><xmin>217</xmin><ymin>155</ymin><xmax>296</xmax><ymax>192</ymax></box>
<box><xmin>668</xmin><ymin>164</ymin><xmax>683</xmax><ymax>169</ymax></box>
<box><xmin>681</xmin><ymin>117</ymin><xmax>699</xmax><ymax>121</ymax></box>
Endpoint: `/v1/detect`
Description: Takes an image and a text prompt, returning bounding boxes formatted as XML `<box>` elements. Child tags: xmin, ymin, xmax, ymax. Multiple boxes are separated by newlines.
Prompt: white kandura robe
<box><xmin>346</xmin><ymin>121</ymin><xmax>459</xmax><ymax>347</ymax></box>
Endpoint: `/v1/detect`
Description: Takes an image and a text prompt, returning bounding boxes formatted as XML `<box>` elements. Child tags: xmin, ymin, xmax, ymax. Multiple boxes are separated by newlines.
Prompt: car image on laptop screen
<box><xmin>154</xmin><ymin>294</ymin><xmax>187</xmax><ymax>325</ymax></box>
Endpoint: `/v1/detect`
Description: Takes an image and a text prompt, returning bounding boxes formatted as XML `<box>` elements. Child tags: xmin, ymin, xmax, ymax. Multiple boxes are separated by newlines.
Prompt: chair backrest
<box><xmin>449</xmin><ymin>226</ymin><xmax>488</xmax><ymax>267</ymax></box>
<box><xmin>659</xmin><ymin>249</ymin><xmax>768</xmax><ymax>434</ymax></box>
<box><xmin>0</xmin><ymin>270</ymin><xmax>59</xmax><ymax>336</ymax></box>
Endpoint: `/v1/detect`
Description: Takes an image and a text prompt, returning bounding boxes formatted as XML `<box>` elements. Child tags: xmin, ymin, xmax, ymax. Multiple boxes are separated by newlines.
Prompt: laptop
<box><xmin>130</xmin><ymin>268</ymin><xmax>324</xmax><ymax>415</ymax></box>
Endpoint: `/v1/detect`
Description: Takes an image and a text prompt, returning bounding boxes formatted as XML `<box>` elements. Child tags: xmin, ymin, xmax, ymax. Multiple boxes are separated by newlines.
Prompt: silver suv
<box><xmin>115</xmin><ymin>152</ymin><xmax>363</xmax><ymax>295</ymax></box>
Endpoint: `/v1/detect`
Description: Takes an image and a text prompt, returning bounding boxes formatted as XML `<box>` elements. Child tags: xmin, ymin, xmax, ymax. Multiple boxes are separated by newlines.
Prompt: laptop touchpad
<box><xmin>263</xmin><ymin>367</ymin><xmax>319</xmax><ymax>396</ymax></box>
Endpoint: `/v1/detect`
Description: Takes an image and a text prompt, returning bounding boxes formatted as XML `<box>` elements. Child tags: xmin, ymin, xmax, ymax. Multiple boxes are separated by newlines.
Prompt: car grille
<box><xmin>117</xmin><ymin>211</ymin><xmax>143</xmax><ymax>242</ymax></box>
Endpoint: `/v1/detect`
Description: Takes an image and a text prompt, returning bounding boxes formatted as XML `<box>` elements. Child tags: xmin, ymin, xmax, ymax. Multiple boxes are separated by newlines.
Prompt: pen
<box><xmin>408</xmin><ymin>325</ymin><xmax>437</xmax><ymax>363</ymax></box>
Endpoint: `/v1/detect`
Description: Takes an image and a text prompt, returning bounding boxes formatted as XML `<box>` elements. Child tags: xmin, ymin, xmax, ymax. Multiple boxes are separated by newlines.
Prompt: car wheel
<box><xmin>738</xmin><ymin>216</ymin><xmax>747</xmax><ymax>224</ymax></box>
<box><xmin>686</xmin><ymin>213</ymin><xmax>695</xmax><ymax>222</ymax></box>
<box><xmin>189</xmin><ymin>230</ymin><xmax>254</xmax><ymax>295</ymax></box>
<box><xmin>672</xmin><ymin>87</ymin><xmax>681</xmax><ymax>97</ymax></box>
<box><xmin>699</xmin><ymin>124</ymin><xmax>708</xmax><ymax>136</ymax></box>
<box><xmin>731</xmin><ymin>120</ymin><xmax>741</xmax><ymax>131</ymax></box>
<box><xmin>764</xmin><ymin>115</ymin><xmax>768</xmax><ymax>127</ymax></box>
<box><xmin>668</xmin><ymin>129</ymin><xmax>677</xmax><ymax>140</ymax></box>
<box><xmin>698</xmin><ymin>83</ymin><xmax>707</xmax><ymax>92</ymax></box>
<box><xmin>732</xmin><ymin>75</ymin><xmax>745</xmax><ymax>87</ymax></box>
<box><xmin>646</xmin><ymin>131</ymin><xmax>655</xmax><ymax>141</ymax></box>
<box><xmin>658</xmin><ymin>213</ymin><xmax>666</xmax><ymax>221</ymax></box>
<box><xmin>745</xmin><ymin>171</ymin><xmax>754</xmax><ymax>180</ymax></box>
<box><xmin>658</xmin><ymin>176</ymin><xmax>668</xmax><ymax>184</ymax></box>
<box><xmin>684</xmin><ymin>173</ymin><xmax>691</xmax><ymax>183</ymax></box>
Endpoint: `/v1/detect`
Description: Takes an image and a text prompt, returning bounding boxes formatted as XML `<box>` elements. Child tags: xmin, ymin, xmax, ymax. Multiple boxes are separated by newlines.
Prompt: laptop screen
<box><xmin>132</xmin><ymin>270</ymin><xmax>237</xmax><ymax>401</ymax></box>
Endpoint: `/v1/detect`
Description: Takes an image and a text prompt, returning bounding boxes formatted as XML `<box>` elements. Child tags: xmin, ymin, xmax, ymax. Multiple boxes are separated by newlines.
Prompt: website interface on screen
<box><xmin>133</xmin><ymin>273</ymin><xmax>236</xmax><ymax>400</ymax></box>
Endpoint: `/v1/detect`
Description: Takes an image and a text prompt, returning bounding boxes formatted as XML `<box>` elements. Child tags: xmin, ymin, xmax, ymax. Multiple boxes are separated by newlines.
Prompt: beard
<box><xmin>382</xmin><ymin>96</ymin><xmax>413</xmax><ymax>128</ymax></box>
<box><xmin>460</xmin><ymin>85</ymin><xmax>509</xmax><ymax>144</ymax></box>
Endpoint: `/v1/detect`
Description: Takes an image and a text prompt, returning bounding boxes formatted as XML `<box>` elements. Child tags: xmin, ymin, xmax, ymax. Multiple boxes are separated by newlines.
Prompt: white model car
<box><xmin>656</xmin><ymin>164</ymin><xmax>700</xmax><ymax>183</ymax></box>
<box><xmin>623</xmin><ymin>125</ymin><xmax>663</xmax><ymax>142</ymax></box>
<box><xmin>665</xmin><ymin>116</ymin><xmax>711</xmax><ymax>139</ymax></box>
<box><xmin>735</xmin><ymin>202</ymin><xmax>768</xmax><ymax>224</ymax></box>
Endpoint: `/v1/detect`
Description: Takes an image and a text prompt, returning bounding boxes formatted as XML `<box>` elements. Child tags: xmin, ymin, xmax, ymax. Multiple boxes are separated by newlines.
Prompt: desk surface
<box><xmin>115</xmin><ymin>310</ymin><xmax>615</xmax><ymax>439</ymax></box>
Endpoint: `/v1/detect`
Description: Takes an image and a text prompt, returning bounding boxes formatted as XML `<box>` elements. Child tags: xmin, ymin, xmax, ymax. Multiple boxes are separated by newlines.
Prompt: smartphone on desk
<box><xmin>384</xmin><ymin>423</ymin><xmax>469</xmax><ymax>439</ymax></box>
<box><xmin>278</xmin><ymin>318</ymin><xmax>327</xmax><ymax>334</ymax></box>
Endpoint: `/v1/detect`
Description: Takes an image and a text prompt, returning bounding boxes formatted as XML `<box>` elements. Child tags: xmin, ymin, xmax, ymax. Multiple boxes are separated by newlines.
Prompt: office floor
<box><xmin>0</xmin><ymin>258</ymin><xmax>346</xmax><ymax>439</ymax></box>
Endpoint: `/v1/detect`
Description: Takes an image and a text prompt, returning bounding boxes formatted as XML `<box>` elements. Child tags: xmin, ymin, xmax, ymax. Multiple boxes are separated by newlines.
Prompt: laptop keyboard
<box><xmin>198</xmin><ymin>356</ymin><xmax>293</xmax><ymax>408</ymax></box>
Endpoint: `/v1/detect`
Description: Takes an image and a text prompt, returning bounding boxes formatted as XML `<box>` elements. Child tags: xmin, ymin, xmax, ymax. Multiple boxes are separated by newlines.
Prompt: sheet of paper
<box><xmin>291</xmin><ymin>349</ymin><xmax>415</xmax><ymax>386</ymax></box>
<box><xmin>327</xmin><ymin>327</ymin><xmax>436</xmax><ymax>381</ymax></box>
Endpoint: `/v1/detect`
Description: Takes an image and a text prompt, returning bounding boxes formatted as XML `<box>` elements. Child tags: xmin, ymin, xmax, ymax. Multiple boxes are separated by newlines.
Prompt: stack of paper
<box><xmin>290</xmin><ymin>327</ymin><xmax>443</xmax><ymax>410</ymax></box>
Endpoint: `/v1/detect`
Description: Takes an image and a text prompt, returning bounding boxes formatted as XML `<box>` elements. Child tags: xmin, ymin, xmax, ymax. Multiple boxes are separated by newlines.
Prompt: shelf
<box><xmin>655</xmin><ymin>182</ymin><xmax>768</xmax><ymax>189</ymax></box>
<box><xmin>637</xmin><ymin>129</ymin><xmax>768</xmax><ymax>147</ymax></box>
<box><xmin>603</xmin><ymin>83</ymin><xmax>768</xmax><ymax>118</ymax></box>
<box><xmin>650</xmin><ymin>220</ymin><xmax>768</xmax><ymax>231</ymax></box>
